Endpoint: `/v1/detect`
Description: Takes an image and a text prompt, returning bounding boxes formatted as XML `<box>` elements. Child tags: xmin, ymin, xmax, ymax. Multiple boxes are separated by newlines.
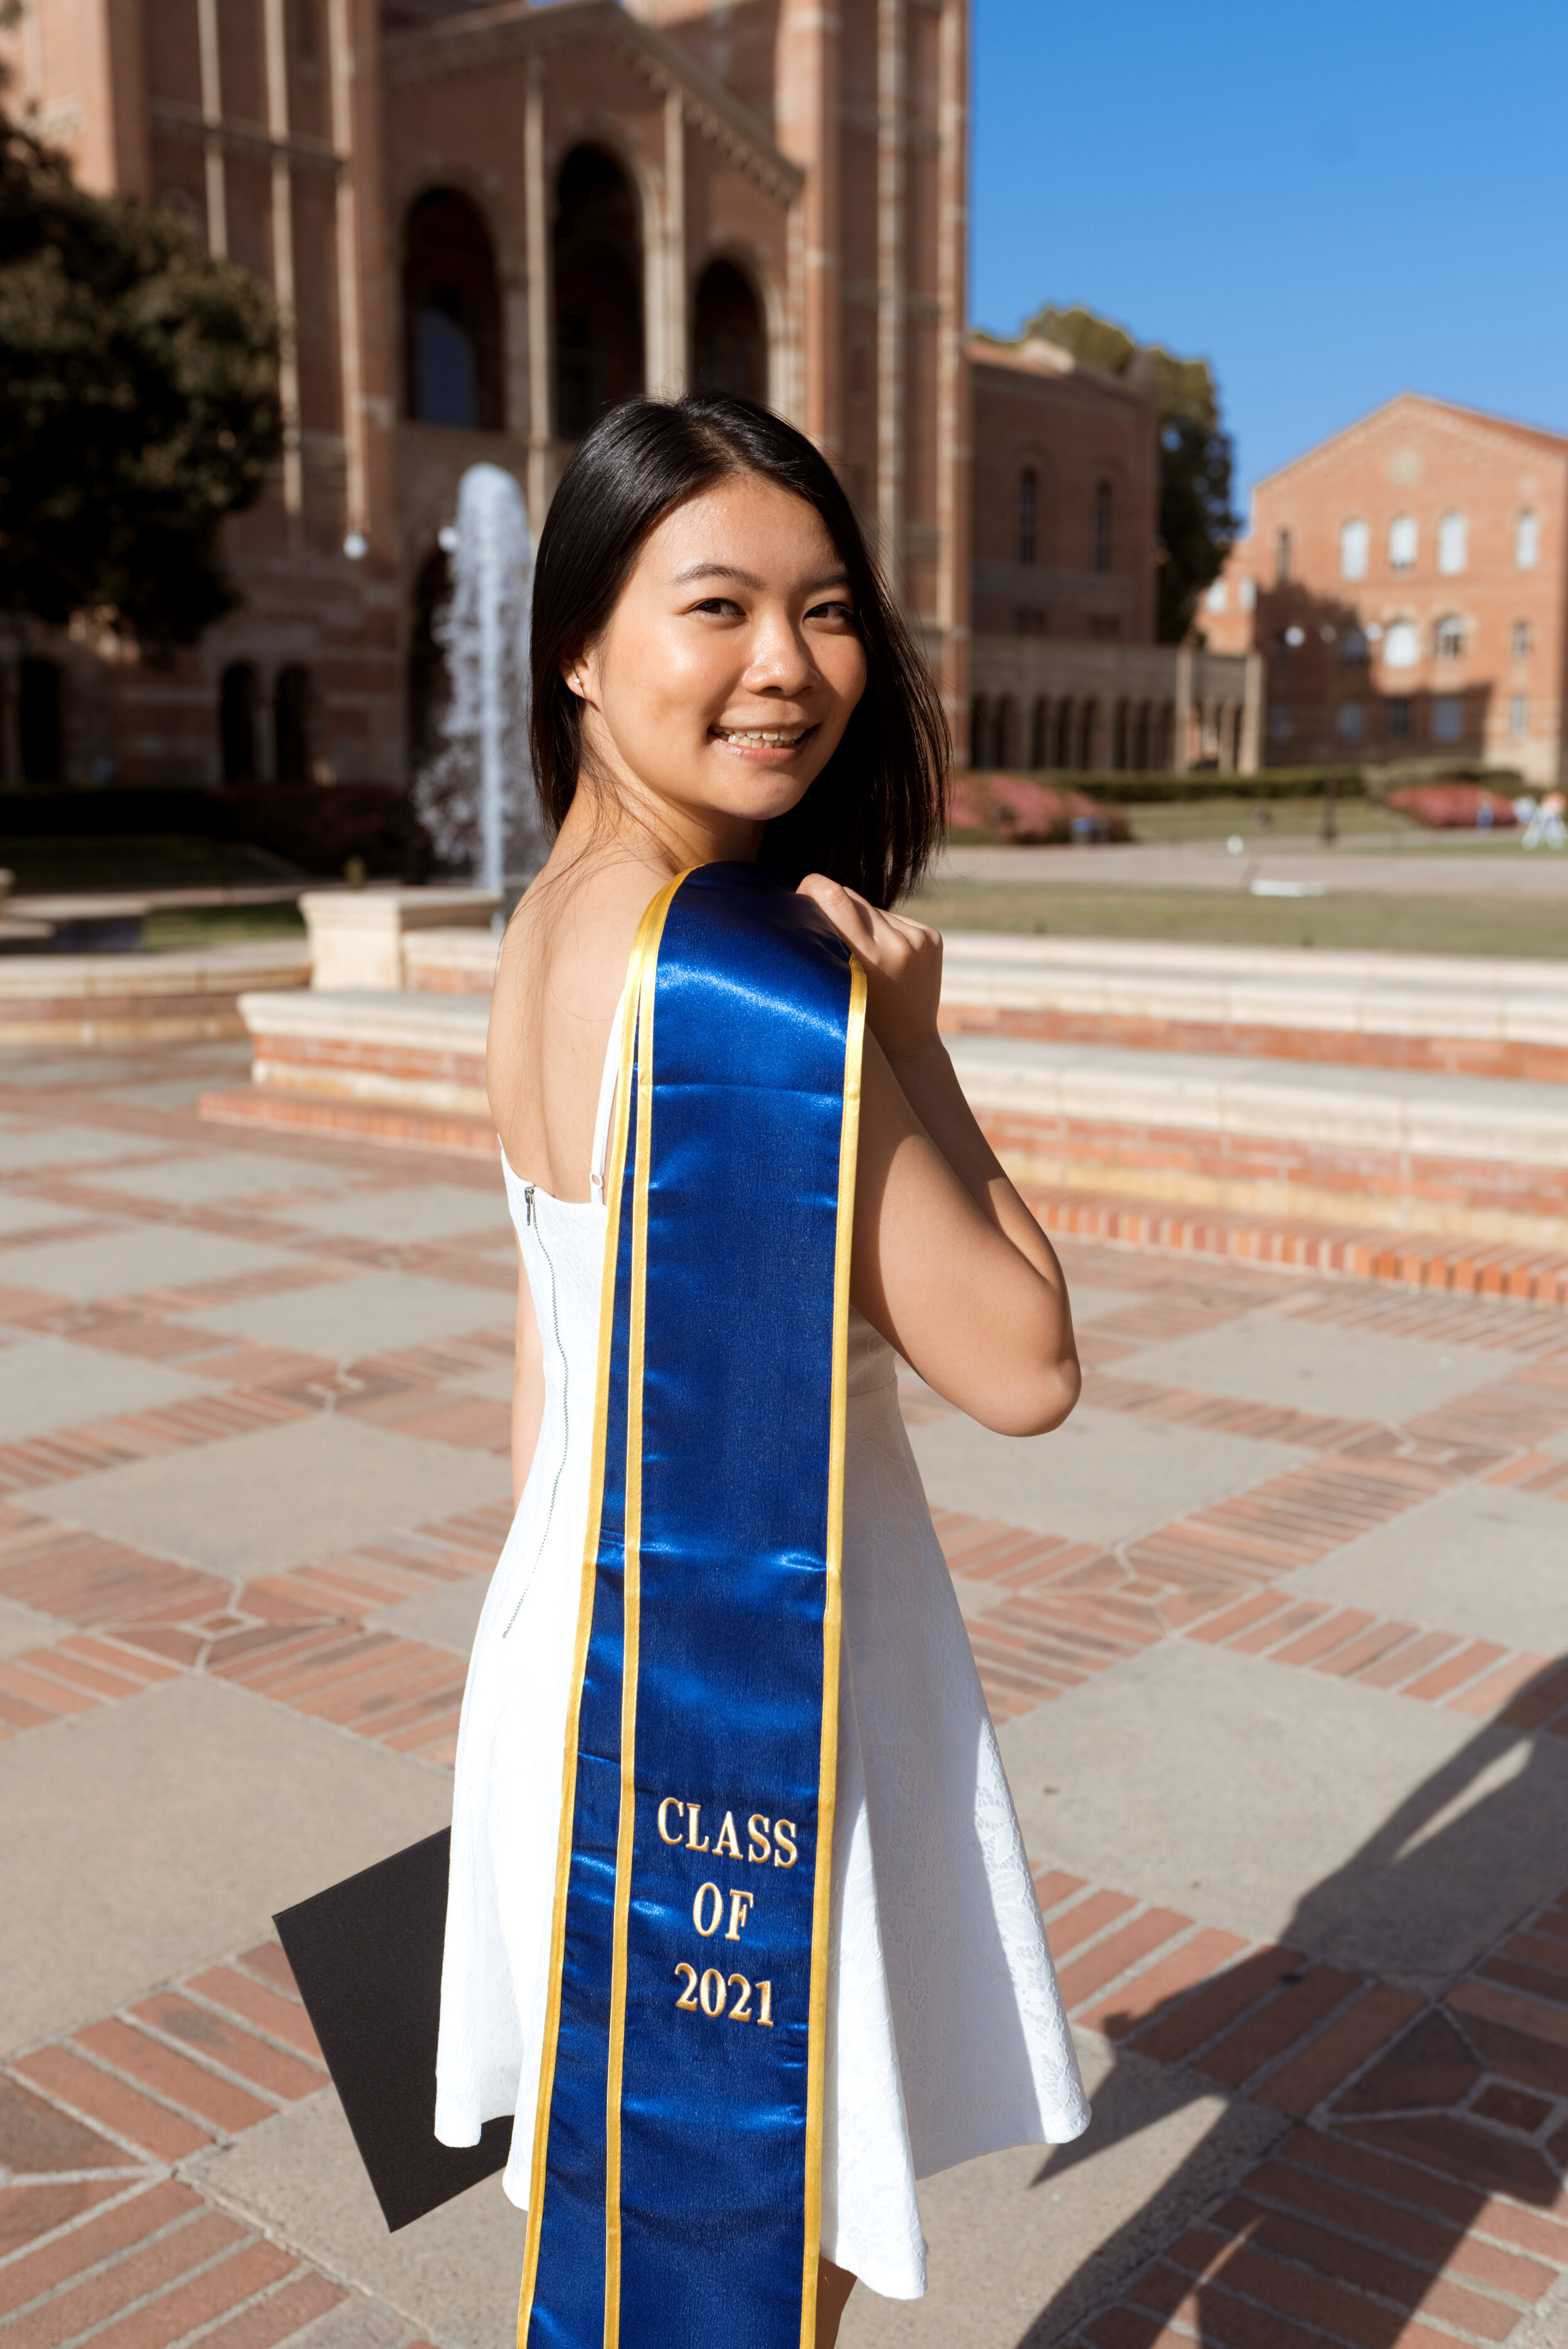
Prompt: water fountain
<box><xmin>415</xmin><ymin>464</ymin><xmax>545</xmax><ymax>894</ymax></box>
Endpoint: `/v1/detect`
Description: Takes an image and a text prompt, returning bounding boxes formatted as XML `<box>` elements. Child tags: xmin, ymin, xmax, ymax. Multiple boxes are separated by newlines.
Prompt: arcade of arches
<box><xmin>552</xmin><ymin>146</ymin><xmax>644</xmax><ymax>441</ymax></box>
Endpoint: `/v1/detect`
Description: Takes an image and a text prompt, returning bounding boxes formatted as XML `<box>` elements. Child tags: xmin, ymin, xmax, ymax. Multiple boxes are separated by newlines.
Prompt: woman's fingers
<box><xmin>798</xmin><ymin>875</ymin><xmax>943</xmax><ymax>1059</ymax></box>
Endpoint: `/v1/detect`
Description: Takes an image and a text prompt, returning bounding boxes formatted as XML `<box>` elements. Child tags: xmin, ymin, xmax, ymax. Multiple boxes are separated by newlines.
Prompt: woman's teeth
<box><xmin>714</xmin><ymin>726</ymin><xmax>805</xmax><ymax>747</ymax></box>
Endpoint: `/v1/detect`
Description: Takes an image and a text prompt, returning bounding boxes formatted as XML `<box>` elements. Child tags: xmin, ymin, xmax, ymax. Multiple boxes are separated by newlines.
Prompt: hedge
<box><xmin>1005</xmin><ymin>768</ymin><xmax>1365</xmax><ymax>807</ymax></box>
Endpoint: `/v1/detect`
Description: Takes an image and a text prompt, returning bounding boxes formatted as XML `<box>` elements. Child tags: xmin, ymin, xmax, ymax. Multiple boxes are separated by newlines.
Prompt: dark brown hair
<box><xmin>528</xmin><ymin>394</ymin><xmax>948</xmax><ymax>907</ymax></box>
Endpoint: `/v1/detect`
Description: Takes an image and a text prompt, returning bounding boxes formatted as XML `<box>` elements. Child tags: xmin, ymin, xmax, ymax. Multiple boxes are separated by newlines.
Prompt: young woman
<box><xmin>437</xmin><ymin>395</ymin><xmax>1088</xmax><ymax>2347</ymax></box>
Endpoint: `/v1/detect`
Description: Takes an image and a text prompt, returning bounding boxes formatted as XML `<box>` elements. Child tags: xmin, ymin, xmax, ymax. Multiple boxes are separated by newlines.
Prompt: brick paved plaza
<box><xmin>2</xmin><ymin>1036</ymin><xmax>1567</xmax><ymax>2349</ymax></box>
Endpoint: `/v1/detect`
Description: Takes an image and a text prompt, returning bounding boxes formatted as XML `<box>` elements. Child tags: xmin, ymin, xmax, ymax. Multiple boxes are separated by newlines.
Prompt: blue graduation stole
<box><xmin>519</xmin><ymin>862</ymin><xmax>866</xmax><ymax>2349</ymax></box>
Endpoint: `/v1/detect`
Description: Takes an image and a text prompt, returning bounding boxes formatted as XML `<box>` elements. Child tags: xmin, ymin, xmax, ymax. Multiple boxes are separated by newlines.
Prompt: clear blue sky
<box><xmin>972</xmin><ymin>1</ymin><xmax>1568</xmax><ymax>517</ymax></box>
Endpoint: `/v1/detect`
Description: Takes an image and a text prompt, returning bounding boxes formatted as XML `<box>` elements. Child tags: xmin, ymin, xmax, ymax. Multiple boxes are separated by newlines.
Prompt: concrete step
<box><xmin>202</xmin><ymin>983</ymin><xmax>1568</xmax><ymax>1250</ymax></box>
<box><xmin>951</xmin><ymin>1032</ymin><xmax>1568</xmax><ymax>1246</ymax></box>
<box><xmin>938</xmin><ymin>931</ymin><xmax>1568</xmax><ymax>1079</ymax></box>
<box><xmin>0</xmin><ymin>941</ymin><xmax>310</xmax><ymax>1044</ymax></box>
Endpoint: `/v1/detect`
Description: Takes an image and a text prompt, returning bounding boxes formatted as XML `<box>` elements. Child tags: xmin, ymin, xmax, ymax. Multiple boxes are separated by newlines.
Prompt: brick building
<box><xmin>967</xmin><ymin>331</ymin><xmax>1257</xmax><ymax>777</ymax></box>
<box><xmin>1</xmin><ymin>0</ymin><xmax>1248</xmax><ymax>801</ymax></box>
<box><xmin>1204</xmin><ymin>392</ymin><xmax>1568</xmax><ymax>787</ymax></box>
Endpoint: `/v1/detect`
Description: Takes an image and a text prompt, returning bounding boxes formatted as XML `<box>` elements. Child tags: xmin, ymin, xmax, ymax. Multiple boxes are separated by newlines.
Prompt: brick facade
<box><xmin>2</xmin><ymin>0</ymin><xmax>975</xmax><ymax>795</ymax></box>
<box><xmin>1204</xmin><ymin>393</ymin><xmax>1568</xmax><ymax>788</ymax></box>
<box><xmin>967</xmin><ymin>334</ymin><xmax>1258</xmax><ymax>775</ymax></box>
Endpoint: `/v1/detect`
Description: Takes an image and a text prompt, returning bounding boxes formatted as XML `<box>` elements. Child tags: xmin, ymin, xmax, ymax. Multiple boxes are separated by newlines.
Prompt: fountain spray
<box><xmin>413</xmin><ymin>464</ymin><xmax>544</xmax><ymax>893</ymax></box>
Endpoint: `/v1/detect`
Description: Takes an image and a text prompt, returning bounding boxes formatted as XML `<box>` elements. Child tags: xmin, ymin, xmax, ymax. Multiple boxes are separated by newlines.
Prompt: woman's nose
<box><xmin>743</xmin><ymin>617</ymin><xmax>815</xmax><ymax>692</ymax></box>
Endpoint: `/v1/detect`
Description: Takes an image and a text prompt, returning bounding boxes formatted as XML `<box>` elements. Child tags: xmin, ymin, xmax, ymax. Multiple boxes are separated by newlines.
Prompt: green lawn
<box><xmin>910</xmin><ymin>879</ymin><xmax>1568</xmax><ymax>958</ymax></box>
<box><xmin>1116</xmin><ymin>794</ymin><xmax>1421</xmax><ymax>844</ymax></box>
<box><xmin>0</xmin><ymin>835</ymin><xmax>302</xmax><ymax>895</ymax></box>
<box><xmin>142</xmin><ymin>900</ymin><xmax>307</xmax><ymax>953</ymax></box>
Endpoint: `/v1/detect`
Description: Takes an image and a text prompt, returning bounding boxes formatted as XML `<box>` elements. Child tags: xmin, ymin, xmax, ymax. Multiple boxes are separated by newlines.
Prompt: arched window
<box><xmin>1431</xmin><ymin>695</ymin><xmax>1463</xmax><ymax>744</ymax></box>
<box><xmin>994</xmin><ymin>696</ymin><xmax>1016</xmax><ymax>769</ymax></box>
<box><xmin>1133</xmin><ymin>701</ymin><xmax>1153</xmax><ymax>772</ymax></box>
<box><xmin>1053</xmin><ymin>699</ymin><xmax>1074</xmax><ymax>770</ymax></box>
<box><xmin>403</xmin><ymin>190</ymin><xmax>503</xmax><ymax>430</ymax></box>
<box><xmin>1339</xmin><ymin>627</ymin><xmax>1370</xmax><ymax>664</ymax></box>
<box><xmin>407</xmin><ymin>548</ymin><xmax>452</xmax><ymax>780</ymax></box>
<box><xmin>1382</xmin><ymin>620</ymin><xmax>1419</xmax><ymax>671</ymax></box>
<box><xmin>1388</xmin><ymin>513</ymin><xmax>1417</xmax><ymax>572</ymax></box>
<box><xmin>1512</xmin><ymin>618</ymin><xmax>1534</xmax><ymax>660</ymax></box>
<box><xmin>1092</xmin><ymin>480</ymin><xmax>1113</xmax><ymax>573</ymax></box>
<box><xmin>1076</xmin><ymin>698</ymin><xmax>1098</xmax><ymax>769</ymax></box>
<box><xmin>692</xmin><ymin>259</ymin><xmax>766</xmax><ymax>402</ymax></box>
<box><xmin>1515</xmin><ymin>510</ymin><xmax>1540</xmax><ymax>570</ymax></box>
<box><xmin>19</xmin><ymin>659</ymin><xmax>61</xmax><ymax>782</ymax></box>
<box><xmin>1016</xmin><ymin>468</ymin><xmax>1038</xmax><ymax>567</ymax></box>
<box><xmin>1339</xmin><ymin>518</ymin><xmax>1369</xmax><ymax>580</ymax></box>
<box><xmin>554</xmin><ymin>146</ymin><xmax>644</xmax><ymax>438</ymax></box>
<box><xmin>274</xmin><ymin>665</ymin><xmax>312</xmax><ymax>783</ymax></box>
<box><xmin>1437</xmin><ymin>511</ymin><xmax>1468</xmax><ymax>576</ymax></box>
<box><xmin>1433</xmin><ymin>614</ymin><xmax>1465</xmax><ymax>662</ymax></box>
<box><xmin>220</xmin><ymin>662</ymin><xmax>259</xmax><ymax>782</ymax></box>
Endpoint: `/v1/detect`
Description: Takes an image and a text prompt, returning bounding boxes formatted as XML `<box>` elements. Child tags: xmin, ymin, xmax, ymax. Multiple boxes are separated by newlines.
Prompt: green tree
<box><xmin>0</xmin><ymin>107</ymin><xmax>282</xmax><ymax>647</ymax></box>
<box><xmin>1022</xmin><ymin>301</ymin><xmax>1239</xmax><ymax>644</ymax></box>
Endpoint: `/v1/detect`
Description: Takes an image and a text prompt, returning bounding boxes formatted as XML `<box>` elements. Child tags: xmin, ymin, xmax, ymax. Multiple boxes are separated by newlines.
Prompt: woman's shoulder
<box><xmin>494</xmin><ymin>855</ymin><xmax>660</xmax><ymax>1038</ymax></box>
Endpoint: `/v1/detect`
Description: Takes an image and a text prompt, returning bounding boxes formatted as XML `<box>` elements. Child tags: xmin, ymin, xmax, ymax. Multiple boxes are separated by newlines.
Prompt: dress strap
<box><xmin>588</xmin><ymin>981</ymin><xmax>628</xmax><ymax>1204</ymax></box>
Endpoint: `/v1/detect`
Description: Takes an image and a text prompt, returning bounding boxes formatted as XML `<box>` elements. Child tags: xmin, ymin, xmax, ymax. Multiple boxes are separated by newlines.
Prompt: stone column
<box><xmin>327</xmin><ymin>0</ymin><xmax>368</xmax><ymax>550</ymax></box>
<box><xmin>263</xmin><ymin>0</ymin><xmax>303</xmax><ymax>526</ymax></box>
<box><xmin>775</xmin><ymin>0</ymin><xmax>842</xmax><ymax>460</ymax></box>
<box><xmin>935</xmin><ymin>0</ymin><xmax>970</xmax><ymax>763</ymax></box>
<box><xmin>1172</xmin><ymin>644</ymin><xmax>1193</xmax><ymax>773</ymax></box>
<box><xmin>647</xmin><ymin>85</ymin><xmax>686</xmax><ymax>398</ymax></box>
<box><xmin>525</xmin><ymin>57</ymin><xmax>551</xmax><ymax>524</ymax></box>
<box><xmin>196</xmin><ymin>0</ymin><xmax>228</xmax><ymax>255</ymax></box>
<box><xmin>1240</xmin><ymin>649</ymin><xmax>1264</xmax><ymax>773</ymax></box>
<box><xmin>876</xmin><ymin>0</ymin><xmax>906</xmax><ymax>580</ymax></box>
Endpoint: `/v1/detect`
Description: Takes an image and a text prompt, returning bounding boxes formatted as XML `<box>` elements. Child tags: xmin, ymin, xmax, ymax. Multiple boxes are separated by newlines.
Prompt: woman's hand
<box><xmin>797</xmin><ymin>874</ymin><xmax>943</xmax><ymax>1063</ymax></box>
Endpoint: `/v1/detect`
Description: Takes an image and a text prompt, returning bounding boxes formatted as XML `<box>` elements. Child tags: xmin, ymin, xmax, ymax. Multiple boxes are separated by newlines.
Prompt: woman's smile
<box><xmin>710</xmin><ymin>720</ymin><xmax>815</xmax><ymax>760</ymax></box>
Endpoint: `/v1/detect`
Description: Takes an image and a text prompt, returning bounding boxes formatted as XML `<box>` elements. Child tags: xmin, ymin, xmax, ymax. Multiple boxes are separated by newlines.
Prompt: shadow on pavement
<box><xmin>1018</xmin><ymin>1656</ymin><xmax>1568</xmax><ymax>2346</ymax></box>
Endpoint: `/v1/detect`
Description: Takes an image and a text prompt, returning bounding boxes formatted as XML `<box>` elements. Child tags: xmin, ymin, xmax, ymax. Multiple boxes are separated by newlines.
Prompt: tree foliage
<box><xmin>0</xmin><ymin>108</ymin><xmax>282</xmax><ymax>646</ymax></box>
<box><xmin>1023</xmin><ymin>301</ymin><xmax>1239</xmax><ymax>644</ymax></box>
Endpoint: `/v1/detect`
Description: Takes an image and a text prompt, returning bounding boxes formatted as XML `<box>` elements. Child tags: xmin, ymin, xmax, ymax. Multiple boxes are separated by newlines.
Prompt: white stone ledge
<box><xmin>948</xmin><ymin>1034</ymin><xmax>1568</xmax><ymax>1168</ymax></box>
<box><xmin>0</xmin><ymin>944</ymin><xmax>310</xmax><ymax>1000</ymax></box>
<box><xmin>940</xmin><ymin>931</ymin><xmax>1568</xmax><ymax>1046</ymax></box>
<box><xmin>238</xmin><ymin>987</ymin><xmax>489</xmax><ymax>1056</ymax></box>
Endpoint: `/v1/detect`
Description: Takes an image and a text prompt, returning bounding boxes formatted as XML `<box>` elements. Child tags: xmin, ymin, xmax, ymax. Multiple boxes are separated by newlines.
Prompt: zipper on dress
<box><xmin>504</xmin><ymin>1185</ymin><xmax>569</xmax><ymax>1636</ymax></box>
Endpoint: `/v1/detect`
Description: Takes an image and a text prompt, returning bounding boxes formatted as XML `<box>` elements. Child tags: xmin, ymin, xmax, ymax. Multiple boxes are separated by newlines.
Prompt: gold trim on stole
<box><xmin>601</xmin><ymin>908</ymin><xmax>665</xmax><ymax>2345</ymax></box>
<box><xmin>798</xmin><ymin>954</ymin><xmax>867</xmax><ymax>2348</ymax></box>
<box><xmin>515</xmin><ymin>875</ymin><xmax>686</xmax><ymax>2349</ymax></box>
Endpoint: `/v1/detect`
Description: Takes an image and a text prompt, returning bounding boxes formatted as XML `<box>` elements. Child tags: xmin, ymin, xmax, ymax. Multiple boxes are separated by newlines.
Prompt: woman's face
<box><xmin>568</xmin><ymin>472</ymin><xmax>869</xmax><ymax>854</ymax></box>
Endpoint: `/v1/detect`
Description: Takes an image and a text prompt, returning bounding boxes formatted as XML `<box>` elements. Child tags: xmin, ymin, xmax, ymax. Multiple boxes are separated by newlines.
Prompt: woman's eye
<box><xmin>691</xmin><ymin>597</ymin><xmax>743</xmax><ymax>618</ymax></box>
<box><xmin>807</xmin><ymin>600</ymin><xmax>858</xmax><ymax>626</ymax></box>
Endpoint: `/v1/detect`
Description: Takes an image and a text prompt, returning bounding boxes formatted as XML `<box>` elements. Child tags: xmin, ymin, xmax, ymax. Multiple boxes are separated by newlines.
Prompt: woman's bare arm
<box><xmin>799</xmin><ymin>875</ymin><xmax>1079</xmax><ymax>1438</ymax></box>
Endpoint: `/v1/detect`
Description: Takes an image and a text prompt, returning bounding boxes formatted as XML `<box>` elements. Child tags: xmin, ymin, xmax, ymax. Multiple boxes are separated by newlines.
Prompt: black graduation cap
<box><xmin>273</xmin><ymin>1828</ymin><xmax>511</xmax><ymax>2232</ymax></box>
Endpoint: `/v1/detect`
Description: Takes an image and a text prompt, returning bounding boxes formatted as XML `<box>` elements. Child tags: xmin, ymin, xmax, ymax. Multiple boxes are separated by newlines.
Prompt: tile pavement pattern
<box><xmin>2</xmin><ymin>1041</ymin><xmax>1568</xmax><ymax>2348</ymax></box>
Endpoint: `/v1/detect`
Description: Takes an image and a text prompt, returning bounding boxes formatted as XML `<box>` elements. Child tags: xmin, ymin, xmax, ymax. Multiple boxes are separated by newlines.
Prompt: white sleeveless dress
<box><xmin>436</xmin><ymin>1015</ymin><xmax>1089</xmax><ymax>2301</ymax></box>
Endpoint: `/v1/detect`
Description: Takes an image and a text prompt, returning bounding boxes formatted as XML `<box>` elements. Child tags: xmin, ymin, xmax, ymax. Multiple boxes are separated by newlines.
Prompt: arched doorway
<box><xmin>403</xmin><ymin>189</ymin><xmax>504</xmax><ymax>430</ymax></box>
<box><xmin>220</xmin><ymin>662</ymin><xmax>259</xmax><ymax>782</ymax></box>
<box><xmin>407</xmin><ymin>548</ymin><xmax>452</xmax><ymax>780</ymax></box>
<box><xmin>275</xmin><ymin>665</ymin><xmax>312</xmax><ymax>783</ymax></box>
<box><xmin>554</xmin><ymin>145</ymin><xmax>644</xmax><ymax>438</ymax></box>
<box><xmin>19</xmin><ymin>659</ymin><xmax>62</xmax><ymax>781</ymax></box>
<box><xmin>692</xmin><ymin>258</ymin><xmax>766</xmax><ymax>402</ymax></box>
